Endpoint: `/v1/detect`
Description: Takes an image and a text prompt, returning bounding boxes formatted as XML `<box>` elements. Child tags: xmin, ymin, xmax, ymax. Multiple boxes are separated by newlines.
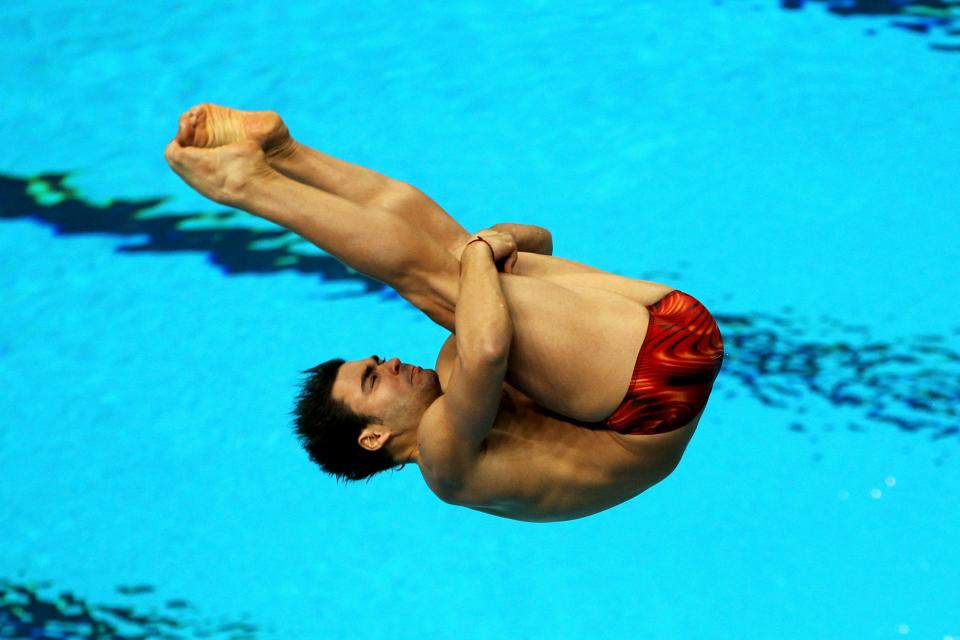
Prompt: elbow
<box><xmin>526</xmin><ymin>224</ymin><xmax>552</xmax><ymax>255</ymax></box>
<box><xmin>463</xmin><ymin>331</ymin><xmax>511</xmax><ymax>369</ymax></box>
<box><xmin>478</xmin><ymin>337</ymin><xmax>510</xmax><ymax>367</ymax></box>
<box><xmin>540</xmin><ymin>229</ymin><xmax>554</xmax><ymax>255</ymax></box>
<box><xmin>481</xmin><ymin>314</ymin><xmax>513</xmax><ymax>365</ymax></box>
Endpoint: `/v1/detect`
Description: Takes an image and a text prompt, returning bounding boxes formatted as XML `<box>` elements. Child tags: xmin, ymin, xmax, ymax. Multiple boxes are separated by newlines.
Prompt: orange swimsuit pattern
<box><xmin>603</xmin><ymin>290</ymin><xmax>724</xmax><ymax>435</ymax></box>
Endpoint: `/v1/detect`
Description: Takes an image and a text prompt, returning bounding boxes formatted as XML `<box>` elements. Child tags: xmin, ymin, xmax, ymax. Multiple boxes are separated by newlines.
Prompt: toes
<box><xmin>193</xmin><ymin>107</ymin><xmax>209</xmax><ymax>146</ymax></box>
<box><xmin>176</xmin><ymin>112</ymin><xmax>194</xmax><ymax>146</ymax></box>
<box><xmin>164</xmin><ymin>139</ymin><xmax>182</xmax><ymax>166</ymax></box>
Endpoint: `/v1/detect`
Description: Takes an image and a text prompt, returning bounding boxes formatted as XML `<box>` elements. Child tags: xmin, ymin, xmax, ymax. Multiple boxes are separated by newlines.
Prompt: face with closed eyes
<box><xmin>331</xmin><ymin>355</ymin><xmax>442</xmax><ymax>453</ymax></box>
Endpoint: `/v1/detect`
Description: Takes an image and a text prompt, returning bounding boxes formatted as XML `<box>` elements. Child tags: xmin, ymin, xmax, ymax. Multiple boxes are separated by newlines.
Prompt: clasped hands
<box><xmin>456</xmin><ymin>227</ymin><xmax>519</xmax><ymax>273</ymax></box>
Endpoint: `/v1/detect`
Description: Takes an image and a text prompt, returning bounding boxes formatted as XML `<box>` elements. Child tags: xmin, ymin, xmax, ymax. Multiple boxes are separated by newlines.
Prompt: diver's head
<box><xmin>292</xmin><ymin>355</ymin><xmax>441</xmax><ymax>482</ymax></box>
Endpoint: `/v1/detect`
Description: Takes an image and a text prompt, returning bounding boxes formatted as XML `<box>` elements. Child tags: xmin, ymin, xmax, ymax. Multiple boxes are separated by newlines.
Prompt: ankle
<box><xmin>266</xmin><ymin>136</ymin><xmax>300</xmax><ymax>164</ymax></box>
<box><xmin>223</xmin><ymin>162</ymin><xmax>283</xmax><ymax>208</ymax></box>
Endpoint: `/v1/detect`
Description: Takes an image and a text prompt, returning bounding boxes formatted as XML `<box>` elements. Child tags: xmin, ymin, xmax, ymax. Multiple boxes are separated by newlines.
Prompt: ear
<box><xmin>358</xmin><ymin>425</ymin><xmax>391</xmax><ymax>452</ymax></box>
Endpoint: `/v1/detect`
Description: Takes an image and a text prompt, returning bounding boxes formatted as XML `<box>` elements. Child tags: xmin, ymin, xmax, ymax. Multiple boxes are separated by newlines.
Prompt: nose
<box><xmin>386</xmin><ymin>357</ymin><xmax>401</xmax><ymax>375</ymax></box>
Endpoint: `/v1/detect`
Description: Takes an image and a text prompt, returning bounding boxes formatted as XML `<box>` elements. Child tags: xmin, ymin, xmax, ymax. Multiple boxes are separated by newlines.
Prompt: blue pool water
<box><xmin>2</xmin><ymin>1</ymin><xmax>958</xmax><ymax>638</ymax></box>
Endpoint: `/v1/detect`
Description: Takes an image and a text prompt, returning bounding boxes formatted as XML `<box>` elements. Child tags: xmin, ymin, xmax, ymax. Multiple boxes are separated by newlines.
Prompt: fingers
<box><xmin>504</xmin><ymin>247</ymin><xmax>518</xmax><ymax>274</ymax></box>
<box><xmin>470</xmin><ymin>229</ymin><xmax>517</xmax><ymax>273</ymax></box>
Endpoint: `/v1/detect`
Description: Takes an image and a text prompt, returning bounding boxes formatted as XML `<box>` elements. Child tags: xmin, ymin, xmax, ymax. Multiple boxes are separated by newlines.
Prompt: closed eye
<box><xmin>370</xmin><ymin>356</ymin><xmax>385</xmax><ymax>390</ymax></box>
<box><xmin>362</xmin><ymin>354</ymin><xmax>383</xmax><ymax>394</ymax></box>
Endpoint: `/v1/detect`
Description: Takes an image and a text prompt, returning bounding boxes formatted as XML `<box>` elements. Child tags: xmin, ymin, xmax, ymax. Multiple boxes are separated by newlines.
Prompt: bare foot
<box><xmin>166</xmin><ymin>137</ymin><xmax>278</xmax><ymax>207</ymax></box>
<box><xmin>176</xmin><ymin>103</ymin><xmax>295</xmax><ymax>159</ymax></box>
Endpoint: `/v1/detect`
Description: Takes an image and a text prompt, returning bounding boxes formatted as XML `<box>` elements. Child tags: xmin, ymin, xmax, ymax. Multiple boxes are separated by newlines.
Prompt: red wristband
<box><xmin>467</xmin><ymin>235</ymin><xmax>494</xmax><ymax>256</ymax></box>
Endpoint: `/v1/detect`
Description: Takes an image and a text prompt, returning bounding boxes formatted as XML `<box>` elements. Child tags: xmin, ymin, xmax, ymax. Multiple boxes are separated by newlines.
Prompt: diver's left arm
<box><xmin>453</xmin><ymin>223</ymin><xmax>552</xmax><ymax>262</ymax></box>
<box><xmin>490</xmin><ymin>222</ymin><xmax>552</xmax><ymax>255</ymax></box>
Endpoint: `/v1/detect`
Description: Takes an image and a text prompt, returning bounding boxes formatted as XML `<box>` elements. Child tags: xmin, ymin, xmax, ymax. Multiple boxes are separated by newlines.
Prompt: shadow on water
<box><xmin>2</xmin><ymin>172</ymin><xmax>958</xmax><ymax>452</ymax></box>
<box><xmin>0</xmin><ymin>172</ymin><xmax>393</xmax><ymax>298</ymax></box>
<box><xmin>0</xmin><ymin>578</ymin><xmax>257</xmax><ymax>639</ymax></box>
<box><xmin>778</xmin><ymin>0</ymin><xmax>960</xmax><ymax>52</ymax></box>
<box><xmin>714</xmin><ymin>309</ymin><xmax>959</xmax><ymax>461</ymax></box>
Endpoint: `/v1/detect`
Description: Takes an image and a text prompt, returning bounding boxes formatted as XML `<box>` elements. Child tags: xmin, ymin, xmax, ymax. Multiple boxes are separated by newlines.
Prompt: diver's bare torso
<box><xmin>419</xmin><ymin>329</ymin><xmax>704</xmax><ymax>523</ymax></box>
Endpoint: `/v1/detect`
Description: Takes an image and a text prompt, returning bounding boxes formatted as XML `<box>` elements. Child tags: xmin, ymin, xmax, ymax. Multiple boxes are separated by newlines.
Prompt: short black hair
<box><xmin>292</xmin><ymin>358</ymin><xmax>403</xmax><ymax>482</ymax></box>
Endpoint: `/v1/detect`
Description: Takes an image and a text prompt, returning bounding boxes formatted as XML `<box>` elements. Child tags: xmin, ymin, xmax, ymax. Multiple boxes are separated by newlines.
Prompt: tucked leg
<box><xmin>179</xmin><ymin>103</ymin><xmax>472</xmax><ymax>255</ymax></box>
<box><xmin>177</xmin><ymin>104</ymin><xmax>664</xmax><ymax>301</ymax></box>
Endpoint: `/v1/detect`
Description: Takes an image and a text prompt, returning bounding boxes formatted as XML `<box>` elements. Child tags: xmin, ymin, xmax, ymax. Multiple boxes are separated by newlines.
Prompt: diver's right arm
<box><xmin>419</xmin><ymin>236</ymin><xmax>514</xmax><ymax>490</ymax></box>
<box><xmin>445</xmin><ymin>237</ymin><xmax>513</xmax><ymax>444</ymax></box>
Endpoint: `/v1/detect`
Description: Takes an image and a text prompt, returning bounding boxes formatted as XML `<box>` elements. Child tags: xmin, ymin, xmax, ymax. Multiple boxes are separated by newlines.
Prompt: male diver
<box><xmin>165</xmin><ymin>104</ymin><xmax>724</xmax><ymax>522</ymax></box>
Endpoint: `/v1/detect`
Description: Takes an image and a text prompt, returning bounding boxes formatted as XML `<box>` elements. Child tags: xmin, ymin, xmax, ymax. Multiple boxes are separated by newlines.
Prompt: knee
<box><xmin>367</xmin><ymin>179</ymin><xmax>424</xmax><ymax>210</ymax></box>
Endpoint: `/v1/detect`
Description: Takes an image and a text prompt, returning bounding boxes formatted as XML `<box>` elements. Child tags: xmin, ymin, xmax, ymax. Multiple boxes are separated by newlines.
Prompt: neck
<box><xmin>389</xmin><ymin>429</ymin><xmax>420</xmax><ymax>465</ymax></box>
